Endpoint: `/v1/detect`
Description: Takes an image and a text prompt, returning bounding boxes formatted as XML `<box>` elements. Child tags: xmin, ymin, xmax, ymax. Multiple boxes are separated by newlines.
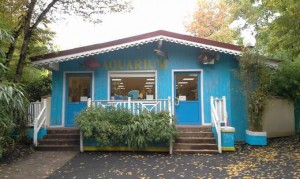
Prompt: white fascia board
<box><xmin>32</xmin><ymin>35</ymin><xmax>242</xmax><ymax>66</ymax></box>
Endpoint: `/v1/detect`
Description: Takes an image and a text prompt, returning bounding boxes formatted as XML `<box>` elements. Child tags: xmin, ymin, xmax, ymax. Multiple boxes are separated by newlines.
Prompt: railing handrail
<box><xmin>92</xmin><ymin>99</ymin><xmax>169</xmax><ymax>102</ymax></box>
<box><xmin>211</xmin><ymin>96</ymin><xmax>222</xmax><ymax>153</ymax></box>
<box><xmin>33</xmin><ymin>99</ymin><xmax>47</xmax><ymax>146</ymax></box>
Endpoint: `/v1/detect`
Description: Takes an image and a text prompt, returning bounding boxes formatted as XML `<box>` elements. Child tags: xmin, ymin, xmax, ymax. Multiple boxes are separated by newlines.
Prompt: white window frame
<box><xmin>108</xmin><ymin>70</ymin><xmax>157</xmax><ymax>100</ymax></box>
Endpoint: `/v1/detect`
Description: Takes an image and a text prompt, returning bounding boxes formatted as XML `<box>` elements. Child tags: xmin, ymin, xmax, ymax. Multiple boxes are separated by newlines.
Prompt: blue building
<box><xmin>32</xmin><ymin>30</ymin><xmax>247</xmax><ymax>147</ymax></box>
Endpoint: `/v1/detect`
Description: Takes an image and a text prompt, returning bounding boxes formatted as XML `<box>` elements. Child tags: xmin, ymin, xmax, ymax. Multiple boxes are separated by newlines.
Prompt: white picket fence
<box><xmin>210</xmin><ymin>96</ymin><xmax>228</xmax><ymax>153</ymax></box>
<box><xmin>89</xmin><ymin>97</ymin><xmax>172</xmax><ymax>115</ymax></box>
<box><xmin>28</xmin><ymin>101</ymin><xmax>43</xmax><ymax>126</ymax></box>
<box><xmin>28</xmin><ymin>99</ymin><xmax>48</xmax><ymax>146</ymax></box>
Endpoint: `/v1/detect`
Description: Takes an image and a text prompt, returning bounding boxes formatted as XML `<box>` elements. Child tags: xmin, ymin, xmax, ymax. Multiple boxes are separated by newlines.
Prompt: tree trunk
<box><xmin>5</xmin><ymin>25</ymin><xmax>23</xmax><ymax>68</ymax></box>
<box><xmin>14</xmin><ymin>30</ymin><xmax>32</xmax><ymax>82</ymax></box>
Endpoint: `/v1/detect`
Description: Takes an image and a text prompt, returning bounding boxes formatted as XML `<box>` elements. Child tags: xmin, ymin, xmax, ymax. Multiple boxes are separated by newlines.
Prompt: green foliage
<box><xmin>0</xmin><ymin>28</ymin><xmax>29</xmax><ymax>158</ymax></box>
<box><xmin>122</xmin><ymin>111</ymin><xmax>177</xmax><ymax>148</ymax></box>
<box><xmin>75</xmin><ymin>107</ymin><xmax>177</xmax><ymax>149</ymax></box>
<box><xmin>232</xmin><ymin>0</ymin><xmax>300</xmax><ymax>60</ymax></box>
<box><xmin>75</xmin><ymin>107</ymin><xmax>134</xmax><ymax>146</ymax></box>
<box><xmin>238</xmin><ymin>52</ymin><xmax>272</xmax><ymax>131</ymax></box>
<box><xmin>268</xmin><ymin>60</ymin><xmax>300</xmax><ymax>102</ymax></box>
<box><xmin>24</xmin><ymin>74</ymin><xmax>51</xmax><ymax>102</ymax></box>
<box><xmin>0</xmin><ymin>82</ymin><xmax>29</xmax><ymax>158</ymax></box>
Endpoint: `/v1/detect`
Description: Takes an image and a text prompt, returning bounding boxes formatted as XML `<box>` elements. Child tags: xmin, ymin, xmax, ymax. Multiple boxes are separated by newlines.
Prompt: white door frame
<box><xmin>171</xmin><ymin>69</ymin><xmax>206</xmax><ymax>125</ymax></box>
<box><xmin>62</xmin><ymin>71</ymin><xmax>95</xmax><ymax>127</ymax></box>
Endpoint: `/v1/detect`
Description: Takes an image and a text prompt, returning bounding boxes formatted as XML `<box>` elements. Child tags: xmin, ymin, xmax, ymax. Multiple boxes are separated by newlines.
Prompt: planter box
<box><xmin>246</xmin><ymin>130</ymin><xmax>267</xmax><ymax>146</ymax></box>
<box><xmin>221</xmin><ymin>126</ymin><xmax>235</xmax><ymax>151</ymax></box>
<box><xmin>26</xmin><ymin>127</ymin><xmax>47</xmax><ymax>140</ymax></box>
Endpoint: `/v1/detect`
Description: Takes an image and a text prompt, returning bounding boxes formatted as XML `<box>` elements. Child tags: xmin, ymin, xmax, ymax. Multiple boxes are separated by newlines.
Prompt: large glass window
<box><xmin>110</xmin><ymin>72</ymin><xmax>156</xmax><ymax>100</ymax></box>
<box><xmin>175</xmin><ymin>73</ymin><xmax>198</xmax><ymax>101</ymax></box>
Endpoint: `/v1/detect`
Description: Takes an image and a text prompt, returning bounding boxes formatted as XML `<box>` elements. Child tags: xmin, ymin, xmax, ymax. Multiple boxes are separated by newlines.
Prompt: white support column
<box><xmin>33</xmin><ymin>118</ymin><xmax>38</xmax><ymax>146</ymax></box>
<box><xmin>80</xmin><ymin>130</ymin><xmax>83</xmax><ymax>152</ymax></box>
<box><xmin>128</xmin><ymin>97</ymin><xmax>131</xmax><ymax>112</ymax></box>
<box><xmin>222</xmin><ymin>96</ymin><xmax>228</xmax><ymax>126</ymax></box>
<box><xmin>168</xmin><ymin>96</ymin><xmax>173</xmax><ymax>155</ymax></box>
<box><xmin>87</xmin><ymin>98</ymin><xmax>92</xmax><ymax>108</ymax></box>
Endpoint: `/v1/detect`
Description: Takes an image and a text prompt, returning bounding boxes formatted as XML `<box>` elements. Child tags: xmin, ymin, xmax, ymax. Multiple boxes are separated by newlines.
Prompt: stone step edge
<box><xmin>173</xmin><ymin>149</ymin><xmax>219</xmax><ymax>153</ymax></box>
<box><xmin>176</xmin><ymin>137</ymin><xmax>215</xmax><ymax>139</ymax></box>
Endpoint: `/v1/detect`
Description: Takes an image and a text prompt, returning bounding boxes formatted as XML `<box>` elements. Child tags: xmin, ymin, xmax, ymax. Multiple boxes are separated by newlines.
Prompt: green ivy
<box><xmin>238</xmin><ymin>52</ymin><xmax>272</xmax><ymax>131</ymax></box>
<box><xmin>75</xmin><ymin>107</ymin><xmax>177</xmax><ymax>149</ymax></box>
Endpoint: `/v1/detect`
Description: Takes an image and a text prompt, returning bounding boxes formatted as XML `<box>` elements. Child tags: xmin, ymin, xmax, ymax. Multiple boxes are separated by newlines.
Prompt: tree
<box><xmin>186</xmin><ymin>0</ymin><xmax>238</xmax><ymax>43</ymax></box>
<box><xmin>2</xmin><ymin>0</ymin><xmax>131</xmax><ymax>82</ymax></box>
<box><xmin>0</xmin><ymin>28</ymin><xmax>29</xmax><ymax>158</ymax></box>
<box><xmin>232</xmin><ymin>0</ymin><xmax>300</xmax><ymax>60</ymax></box>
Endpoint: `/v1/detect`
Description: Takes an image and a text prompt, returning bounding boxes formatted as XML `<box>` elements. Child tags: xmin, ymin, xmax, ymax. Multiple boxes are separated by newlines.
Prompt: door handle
<box><xmin>175</xmin><ymin>97</ymin><xmax>180</xmax><ymax>106</ymax></box>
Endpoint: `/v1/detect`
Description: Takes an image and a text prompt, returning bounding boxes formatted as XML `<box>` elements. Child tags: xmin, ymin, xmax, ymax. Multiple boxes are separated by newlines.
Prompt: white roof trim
<box><xmin>33</xmin><ymin>35</ymin><xmax>242</xmax><ymax>66</ymax></box>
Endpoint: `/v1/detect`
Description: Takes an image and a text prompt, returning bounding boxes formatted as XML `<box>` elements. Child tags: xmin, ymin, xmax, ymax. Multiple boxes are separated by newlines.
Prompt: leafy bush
<box><xmin>0</xmin><ymin>28</ymin><xmax>29</xmax><ymax>158</ymax></box>
<box><xmin>75</xmin><ymin>107</ymin><xmax>134</xmax><ymax>146</ymax></box>
<box><xmin>75</xmin><ymin>107</ymin><xmax>177</xmax><ymax>149</ymax></box>
<box><xmin>24</xmin><ymin>74</ymin><xmax>51</xmax><ymax>102</ymax></box>
<box><xmin>122</xmin><ymin>111</ymin><xmax>177</xmax><ymax>148</ymax></box>
<box><xmin>268</xmin><ymin>60</ymin><xmax>300</xmax><ymax>102</ymax></box>
<box><xmin>238</xmin><ymin>52</ymin><xmax>272</xmax><ymax>131</ymax></box>
<box><xmin>0</xmin><ymin>82</ymin><xmax>29</xmax><ymax>158</ymax></box>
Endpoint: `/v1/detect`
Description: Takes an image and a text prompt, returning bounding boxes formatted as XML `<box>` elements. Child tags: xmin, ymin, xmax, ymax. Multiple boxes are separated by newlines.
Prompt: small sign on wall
<box><xmin>179</xmin><ymin>95</ymin><xmax>186</xmax><ymax>101</ymax></box>
<box><xmin>80</xmin><ymin>96</ymin><xmax>88</xmax><ymax>102</ymax></box>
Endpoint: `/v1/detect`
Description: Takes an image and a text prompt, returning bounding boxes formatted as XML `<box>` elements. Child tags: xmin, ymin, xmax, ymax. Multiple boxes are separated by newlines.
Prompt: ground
<box><xmin>0</xmin><ymin>136</ymin><xmax>299</xmax><ymax>178</ymax></box>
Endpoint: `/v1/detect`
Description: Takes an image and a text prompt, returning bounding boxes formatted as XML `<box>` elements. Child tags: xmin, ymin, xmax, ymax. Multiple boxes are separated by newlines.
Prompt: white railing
<box><xmin>28</xmin><ymin>101</ymin><xmax>43</xmax><ymax>126</ymax></box>
<box><xmin>33</xmin><ymin>99</ymin><xmax>47</xmax><ymax>146</ymax></box>
<box><xmin>211</xmin><ymin>96</ymin><xmax>222</xmax><ymax>153</ymax></box>
<box><xmin>88</xmin><ymin>97</ymin><xmax>171</xmax><ymax>115</ymax></box>
<box><xmin>212</xmin><ymin>96</ymin><xmax>228</xmax><ymax>127</ymax></box>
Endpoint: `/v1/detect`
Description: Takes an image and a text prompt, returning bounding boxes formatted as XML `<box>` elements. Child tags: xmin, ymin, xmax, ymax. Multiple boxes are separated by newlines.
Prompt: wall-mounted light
<box><xmin>198</xmin><ymin>49</ymin><xmax>218</xmax><ymax>64</ymax></box>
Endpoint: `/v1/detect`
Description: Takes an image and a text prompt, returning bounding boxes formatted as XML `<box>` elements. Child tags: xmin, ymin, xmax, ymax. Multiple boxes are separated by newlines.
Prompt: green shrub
<box><xmin>75</xmin><ymin>107</ymin><xmax>177</xmax><ymax>149</ymax></box>
<box><xmin>122</xmin><ymin>110</ymin><xmax>177</xmax><ymax>148</ymax></box>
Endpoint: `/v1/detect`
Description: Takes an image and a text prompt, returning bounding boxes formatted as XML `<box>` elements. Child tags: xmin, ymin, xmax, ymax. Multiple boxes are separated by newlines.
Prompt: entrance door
<box><xmin>174</xmin><ymin>72</ymin><xmax>201</xmax><ymax>125</ymax></box>
<box><xmin>65</xmin><ymin>73</ymin><xmax>92</xmax><ymax>127</ymax></box>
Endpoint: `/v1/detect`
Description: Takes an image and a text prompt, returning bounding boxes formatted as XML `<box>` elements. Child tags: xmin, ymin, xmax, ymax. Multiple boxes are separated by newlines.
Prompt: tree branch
<box><xmin>31</xmin><ymin>0</ymin><xmax>60</xmax><ymax>30</ymax></box>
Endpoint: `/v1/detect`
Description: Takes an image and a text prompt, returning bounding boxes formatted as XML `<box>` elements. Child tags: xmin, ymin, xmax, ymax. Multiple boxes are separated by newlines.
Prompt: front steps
<box><xmin>35</xmin><ymin>127</ymin><xmax>80</xmax><ymax>151</ymax></box>
<box><xmin>174</xmin><ymin>126</ymin><xmax>219</xmax><ymax>154</ymax></box>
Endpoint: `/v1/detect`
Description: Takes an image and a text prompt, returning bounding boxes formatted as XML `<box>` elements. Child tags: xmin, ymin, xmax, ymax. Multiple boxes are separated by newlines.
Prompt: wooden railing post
<box><xmin>168</xmin><ymin>96</ymin><xmax>173</xmax><ymax>154</ymax></box>
<box><xmin>128</xmin><ymin>97</ymin><xmax>131</xmax><ymax>111</ymax></box>
<box><xmin>87</xmin><ymin>98</ymin><xmax>92</xmax><ymax>108</ymax></box>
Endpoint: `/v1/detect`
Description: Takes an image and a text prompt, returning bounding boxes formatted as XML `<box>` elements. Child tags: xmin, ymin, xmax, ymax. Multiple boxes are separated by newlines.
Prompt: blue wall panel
<box><xmin>50</xmin><ymin>41</ymin><xmax>247</xmax><ymax>140</ymax></box>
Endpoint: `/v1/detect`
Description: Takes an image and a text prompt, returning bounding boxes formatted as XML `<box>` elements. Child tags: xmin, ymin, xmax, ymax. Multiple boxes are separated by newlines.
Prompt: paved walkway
<box><xmin>0</xmin><ymin>151</ymin><xmax>78</xmax><ymax>179</ymax></box>
<box><xmin>48</xmin><ymin>137</ymin><xmax>300</xmax><ymax>179</ymax></box>
<box><xmin>0</xmin><ymin>136</ymin><xmax>299</xmax><ymax>178</ymax></box>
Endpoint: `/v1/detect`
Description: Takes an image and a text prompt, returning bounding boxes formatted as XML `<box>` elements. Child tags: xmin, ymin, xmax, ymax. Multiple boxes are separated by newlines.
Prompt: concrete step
<box><xmin>47</xmin><ymin>127</ymin><xmax>80</xmax><ymax>134</ymax></box>
<box><xmin>35</xmin><ymin>145</ymin><xmax>79</xmax><ymax>151</ymax></box>
<box><xmin>176</xmin><ymin>126</ymin><xmax>212</xmax><ymax>133</ymax></box>
<box><xmin>43</xmin><ymin>134</ymin><xmax>80</xmax><ymax>140</ymax></box>
<box><xmin>175</xmin><ymin>137</ymin><xmax>216</xmax><ymax>144</ymax></box>
<box><xmin>173</xmin><ymin>149</ymin><xmax>219</xmax><ymax>154</ymax></box>
<box><xmin>38</xmin><ymin>139</ymin><xmax>80</xmax><ymax>145</ymax></box>
<box><xmin>174</xmin><ymin>143</ymin><xmax>218</xmax><ymax>150</ymax></box>
<box><xmin>177</xmin><ymin>132</ymin><xmax>214</xmax><ymax>138</ymax></box>
<box><xmin>36</xmin><ymin>127</ymin><xmax>80</xmax><ymax>151</ymax></box>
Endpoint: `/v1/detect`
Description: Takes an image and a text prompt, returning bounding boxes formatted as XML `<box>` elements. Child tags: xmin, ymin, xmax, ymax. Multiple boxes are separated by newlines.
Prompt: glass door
<box><xmin>174</xmin><ymin>72</ymin><xmax>201</xmax><ymax>125</ymax></box>
<box><xmin>65</xmin><ymin>73</ymin><xmax>92</xmax><ymax>127</ymax></box>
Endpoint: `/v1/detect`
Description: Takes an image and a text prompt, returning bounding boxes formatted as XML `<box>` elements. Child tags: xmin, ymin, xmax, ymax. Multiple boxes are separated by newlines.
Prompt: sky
<box><xmin>51</xmin><ymin>0</ymin><xmax>198</xmax><ymax>50</ymax></box>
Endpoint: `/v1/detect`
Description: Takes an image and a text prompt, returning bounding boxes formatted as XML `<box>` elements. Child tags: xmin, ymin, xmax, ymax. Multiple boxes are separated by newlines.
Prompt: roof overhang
<box><xmin>32</xmin><ymin>30</ymin><xmax>242</xmax><ymax>66</ymax></box>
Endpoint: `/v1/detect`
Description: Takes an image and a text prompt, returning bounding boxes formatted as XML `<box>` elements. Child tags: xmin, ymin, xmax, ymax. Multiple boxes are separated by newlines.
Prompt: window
<box><xmin>110</xmin><ymin>72</ymin><xmax>156</xmax><ymax>100</ymax></box>
<box><xmin>68</xmin><ymin>77</ymin><xmax>91</xmax><ymax>102</ymax></box>
<box><xmin>175</xmin><ymin>73</ymin><xmax>198</xmax><ymax>101</ymax></box>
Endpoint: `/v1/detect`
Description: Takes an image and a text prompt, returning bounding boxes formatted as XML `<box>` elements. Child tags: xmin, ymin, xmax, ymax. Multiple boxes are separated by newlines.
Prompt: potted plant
<box><xmin>239</xmin><ymin>52</ymin><xmax>270</xmax><ymax>145</ymax></box>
